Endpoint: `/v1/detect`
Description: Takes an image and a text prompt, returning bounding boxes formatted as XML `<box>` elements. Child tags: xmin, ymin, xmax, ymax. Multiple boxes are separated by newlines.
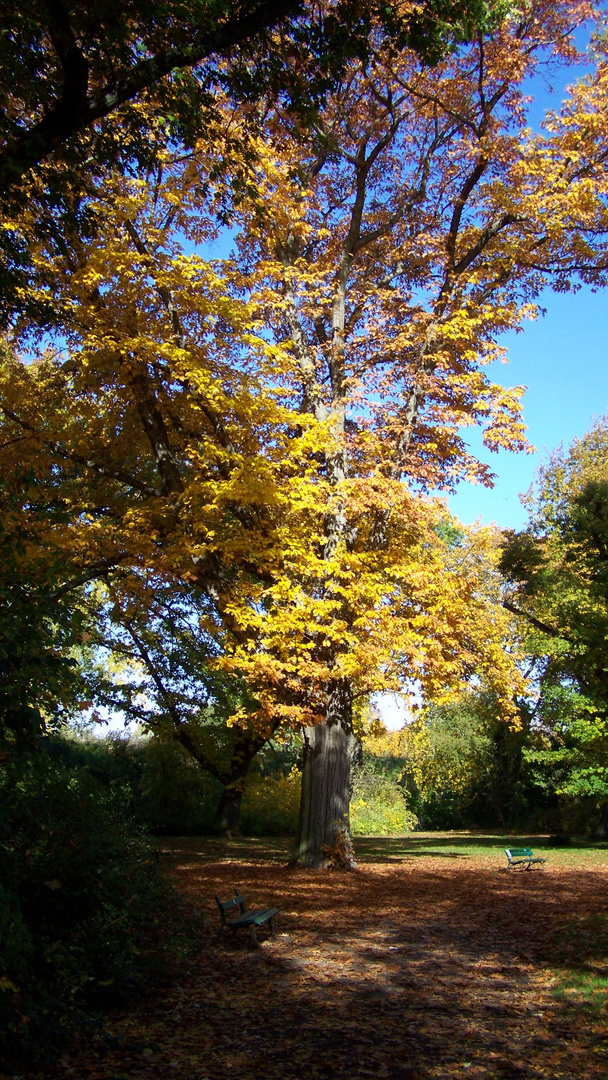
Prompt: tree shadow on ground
<box><xmin>160</xmin><ymin>833</ymin><xmax>608</xmax><ymax>872</ymax></box>
<box><xmin>29</xmin><ymin>840</ymin><xmax>608</xmax><ymax>1080</ymax></box>
<box><xmin>355</xmin><ymin>835</ymin><xmax>608</xmax><ymax>861</ymax></box>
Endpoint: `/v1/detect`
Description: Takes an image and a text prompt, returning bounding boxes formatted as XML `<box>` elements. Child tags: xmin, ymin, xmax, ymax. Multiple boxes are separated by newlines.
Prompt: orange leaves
<box><xmin>3</xmin><ymin>2</ymin><xmax>605</xmax><ymax>747</ymax></box>
<box><xmin>221</xmin><ymin>12</ymin><xmax>607</xmax><ymax>500</ymax></box>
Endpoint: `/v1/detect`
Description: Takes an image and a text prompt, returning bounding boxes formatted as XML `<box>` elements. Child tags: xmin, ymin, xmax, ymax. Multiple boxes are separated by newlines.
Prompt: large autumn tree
<box><xmin>215</xmin><ymin>0</ymin><xmax>603</xmax><ymax>863</ymax></box>
<box><xmin>0</xmin><ymin>154</ymin><xmax>525</xmax><ymax>856</ymax></box>
<box><xmin>2</xmin><ymin>0</ymin><xmax>606</xmax><ymax>865</ymax></box>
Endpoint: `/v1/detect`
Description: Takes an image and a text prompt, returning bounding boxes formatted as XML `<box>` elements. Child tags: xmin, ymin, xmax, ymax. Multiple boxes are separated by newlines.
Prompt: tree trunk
<box><xmin>290</xmin><ymin>679</ymin><xmax>357</xmax><ymax>868</ymax></box>
<box><xmin>593</xmin><ymin>801</ymin><xmax>608</xmax><ymax>837</ymax></box>
<box><xmin>213</xmin><ymin>783</ymin><xmax>244</xmax><ymax>836</ymax></box>
<box><xmin>175</xmin><ymin>725</ymin><xmax>270</xmax><ymax>838</ymax></box>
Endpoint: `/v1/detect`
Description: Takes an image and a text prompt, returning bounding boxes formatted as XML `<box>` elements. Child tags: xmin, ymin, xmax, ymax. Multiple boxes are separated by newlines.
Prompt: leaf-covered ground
<box><xmin>13</xmin><ymin>834</ymin><xmax>608</xmax><ymax>1080</ymax></box>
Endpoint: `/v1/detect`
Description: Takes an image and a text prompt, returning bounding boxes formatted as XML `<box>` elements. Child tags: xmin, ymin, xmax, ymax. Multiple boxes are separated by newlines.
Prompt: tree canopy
<box><xmin>0</xmin><ymin>0</ymin><xmax>512</xmax><ymax>328</ymax></box>
<box><xmin>2</xmin><ymin>0</ymin><xmax>608</xmax><ymax>863</ymax></box>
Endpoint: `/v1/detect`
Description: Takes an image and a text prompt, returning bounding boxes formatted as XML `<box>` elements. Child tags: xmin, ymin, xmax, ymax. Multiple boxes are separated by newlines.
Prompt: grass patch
<box><xmin>354</xmin><ymin>831</ymin><xmax>608</xmax><ymax>865</ymax></box>
<box><xmin>552</xmin><ymin>968</ymin><xmax>608</xmax><ymax>1016</ymax></box>
<box><xmin>550</xmin><ymin>913</ymin><xmax>608</xmax><ymax>1018</ymax></box>
<box><xmin>159</xmin><ymin>830</ymin><xmax>608</xmax><ymax>870</ymax></box>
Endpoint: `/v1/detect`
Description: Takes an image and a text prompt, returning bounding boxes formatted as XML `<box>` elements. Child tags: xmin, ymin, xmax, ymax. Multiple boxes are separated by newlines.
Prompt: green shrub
<box><xmin>52</xmin><ymin>729</ymin><xmax>145</xmax><ymax>791</ymax></box>
<box><xmin>137</xmin><ymin>737</ymin><xmax>223</xmax><ymax>834</ymax></box>
<box><xmin>51</xmin><ymin>731</ymin><xmax>224</xmax><ymax>835</ymax></box>
<box><xmin>0</xmin><ymin>749</ymin><xmax>171</xmax><ymax>1058</ymax></box>
<box><xmin>350</xmin><ymin>762</ymin><xmax>418</xmax><ymax>835</ymax></box>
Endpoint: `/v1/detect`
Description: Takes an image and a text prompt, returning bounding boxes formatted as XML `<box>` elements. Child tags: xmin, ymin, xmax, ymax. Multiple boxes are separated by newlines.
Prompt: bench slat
<box><xmin>217</xmin><ymin>894</ymin><xmax>246</xmax><ymax>913</ymax></box>
<box><xmin>227</xmin><ymin>907</ymin><xmax>279</xmax><ymax>928</ymax></box>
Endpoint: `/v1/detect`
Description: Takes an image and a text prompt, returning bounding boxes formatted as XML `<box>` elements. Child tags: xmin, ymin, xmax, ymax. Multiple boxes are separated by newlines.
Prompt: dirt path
<box><xmin>37</xmin><ymin>840</ymin><xmax>608</xmax><ymax>1080</ymax></box>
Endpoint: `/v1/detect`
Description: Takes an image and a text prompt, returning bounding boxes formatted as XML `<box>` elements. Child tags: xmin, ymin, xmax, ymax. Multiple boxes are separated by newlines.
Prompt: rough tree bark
<box><xmin>290</xmin><ymin>678</ymin><xmax>358</xmax><ymax>868</ymax></box>
<box><xmin>280</xmin><ymin>139</ymin><xmax>368</xmax><ymax>868</ymax></box>
<box><xmin>213</xmin><ymin>782</ymin><xmax>246</xmax><ymax>836</ymax></box>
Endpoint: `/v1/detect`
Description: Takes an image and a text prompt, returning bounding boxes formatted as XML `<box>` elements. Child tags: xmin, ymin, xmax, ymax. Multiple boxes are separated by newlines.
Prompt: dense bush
<box><xmin>0</xmin><ymin>749</ymin><xmax>172</xmax><ymax>1059</ymax></box>
<box><xmin>52</xmin><ymin>731</ymin><xmax>223</xmax><ymax>834</ymax></box>
<box><xmin>350</xmin><ymin>761</ymin><xmax>418</xmax><ymax>835</ymax></box>
<box><xmin>55</xmin><ymin>731</ymin><xmax>422</xmax><ymax>838</ymax></box>
<box><xmin>396</xmin><ymin>695</ymin><xmax>587</xmax><ymax>833</ymax></box>
<box><xmin>138</xmin><ymin>737</ymin><xmax>223</xmax><ymax>834</ymax></box>
<box><xmin>68</xmin><ymin>730</ymin><xmax>301</xmax><ymax>837</ymax></box>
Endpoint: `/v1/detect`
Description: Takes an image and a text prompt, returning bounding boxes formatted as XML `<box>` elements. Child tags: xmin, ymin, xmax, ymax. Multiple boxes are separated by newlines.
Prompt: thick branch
<box><xmin>123</xmin><ymin>618</ymin><xmax>227</xmax><ymax>785</ymax></box>
<box><xmin>50</xmin><ymin>556</ymin><xmax>126</xmax><ymax>599</ymax></box>
<box><xmin>0</xmin><ymin>0</ymin><xmax>303</xmax><ymax>189</ymax></box>
<box><xmin>502</xmin><ymin>599</ymin><xmax>570</xmax><ymax>641</ymax></box>
<box><xmin>127</xmin><ymin>362</ymin><xmax>184</xmax><ymax>495</ymax></box>
<box><xmin>445</xmin><ymin>155</ymin><xmax>489</xmax><ymax>273</ymax></box>
<box><xmin>0</xmin><ymin>403</ymin><xmax>162</xmax><ymax>496</ymax></box>
<box><xmin>454</xmin><ymin>212</ymin><xmax>521</xmax><ymax>275</ymax></box>
<box><xmin>173</xmin><ymin>725</ymin><xmax>226</xmax><ymax>785</ymax></box>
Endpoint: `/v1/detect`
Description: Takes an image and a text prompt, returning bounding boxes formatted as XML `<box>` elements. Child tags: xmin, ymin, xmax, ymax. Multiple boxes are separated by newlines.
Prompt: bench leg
<box><xmin>248</xmin><ymin>924</ymin><xmax>259</xmax><ymax>948</ymax></box>
<box><xmin>268</xmin><ymin>917</ymin><xmax>277</xmax><ymax>940</ymax></box>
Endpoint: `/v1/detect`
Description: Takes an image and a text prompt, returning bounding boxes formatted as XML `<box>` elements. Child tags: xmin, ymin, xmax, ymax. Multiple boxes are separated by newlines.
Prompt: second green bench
<box><xmin>505</xmin><ymin>847</ymin><xmax>547</xmax><ymax>870</ymax></box>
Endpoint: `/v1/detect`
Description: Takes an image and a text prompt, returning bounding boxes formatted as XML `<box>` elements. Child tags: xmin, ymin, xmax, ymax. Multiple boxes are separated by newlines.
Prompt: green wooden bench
<box><xmin>505</xmin><ymin>847</ymin><xmax>547</xmax><ymax>870</ymax></box>
<box><xmin>215</xmin><ymin>890</ymin><xmax>279</xmax><ymax>947</ymax></box>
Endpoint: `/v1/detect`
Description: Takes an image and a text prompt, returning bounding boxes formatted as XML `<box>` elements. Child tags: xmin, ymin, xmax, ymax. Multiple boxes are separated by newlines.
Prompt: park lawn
<box><xmin>157</xmin><ymin>829</ymin><xmax>608</xmax><ymax>868</ymax></box>
<box><xmin>17</xmin><ymin>832</ymin><xmax>608</xmax><ymax>1080</ymax></box>
<box><xmin>354</xmin><ymin>831</ymin><xmax>608</xmax><ymax>869</ymax></box>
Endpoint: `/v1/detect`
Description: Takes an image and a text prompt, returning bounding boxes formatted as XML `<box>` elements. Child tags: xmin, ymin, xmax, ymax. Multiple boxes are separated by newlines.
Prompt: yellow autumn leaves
<box><xmin>2</xmin><ymin>1</ymin><xmax>606</xmax><ymax>746</ymax></box>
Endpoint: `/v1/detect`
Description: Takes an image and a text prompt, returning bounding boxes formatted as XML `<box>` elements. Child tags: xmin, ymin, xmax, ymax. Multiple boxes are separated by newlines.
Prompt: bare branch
<box><xmin>50</xmin><ymin>556</ymin><xmax>126</xmax><ymax>599</ymax></box>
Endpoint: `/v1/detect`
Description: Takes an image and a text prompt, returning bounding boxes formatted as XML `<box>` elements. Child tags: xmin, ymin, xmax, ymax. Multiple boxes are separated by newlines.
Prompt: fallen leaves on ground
<box><xmin>8</xmin><ymin>837</ymin><xmax>608</xmax><ymax>1080</ymax></box>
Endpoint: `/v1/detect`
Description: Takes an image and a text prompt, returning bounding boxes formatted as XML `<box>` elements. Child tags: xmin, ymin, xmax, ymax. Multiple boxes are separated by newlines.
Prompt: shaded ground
<box><xmin>16</xmin><ymin>834</ymin><xmax>608</xmax><ymax>1079</ymax></box>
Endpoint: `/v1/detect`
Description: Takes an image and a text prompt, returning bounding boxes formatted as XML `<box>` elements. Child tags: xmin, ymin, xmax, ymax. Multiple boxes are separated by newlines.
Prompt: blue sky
<box><xmin>381</xmin><ymin>25</ymin><xmax>608</xmax><ymax>726</ymax></box>
<box><xmin>446</xmin><ymin>26</ymin><xmax>608</xmax><ymax>533</ymax></box>
<box><xmin>380</xmin><ymin>284</ymin><xmax>608</xmax><ymax>729</ymax></box>
<box><xmin>447</xmin><ymin>285</ymin><xmax>608</xmax><ymax>531</ymax></box>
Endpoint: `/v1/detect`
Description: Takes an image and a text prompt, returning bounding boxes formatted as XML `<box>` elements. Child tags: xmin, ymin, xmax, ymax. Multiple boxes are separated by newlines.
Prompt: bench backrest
<box><xmin>505</xmin><ymin>847</ymin><xmax>532</xmax><ymax>858</ymax></box>
<box><xmin>216</xmin><ymin>891</ymin><xmax>246</xmax><ymax>926</ymax></box>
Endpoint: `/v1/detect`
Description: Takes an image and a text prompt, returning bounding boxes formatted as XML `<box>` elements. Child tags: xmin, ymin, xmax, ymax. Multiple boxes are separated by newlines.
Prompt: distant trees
<box><xmin>500</xmin><ymin>418</ymin><xmax>608</xmax><ymax>830</ymax></box>
<box><xmin>400</xmin><ymin>690</ymin><xmax>543</xmax><ymax>828</ymax></box>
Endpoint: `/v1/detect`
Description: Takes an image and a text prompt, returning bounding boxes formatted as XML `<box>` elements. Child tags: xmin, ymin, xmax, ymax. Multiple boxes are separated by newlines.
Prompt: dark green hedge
<box><xmin>0</xmin><ymin>749</ymin><xmax>173</xmax><ymax>1059</ymax></box>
